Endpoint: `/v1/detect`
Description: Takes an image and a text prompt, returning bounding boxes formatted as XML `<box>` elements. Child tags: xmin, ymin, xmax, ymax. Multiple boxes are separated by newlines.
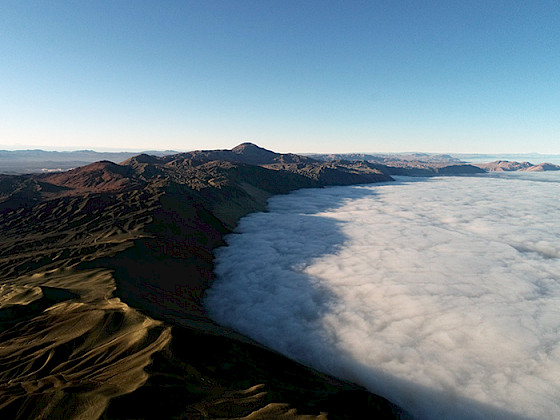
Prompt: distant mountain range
<box><xmin>307</xmin><ymin>152</ymin><xmax>463</xmax><ymax>163</ymax></box>
<box><xmin>310</xmin><ymin>152</ymin><xmax>560</xmax><ymax>165</ymax></box>
<box><xmin>474</xmin><ymin>160</ymin><xmax>560</xmax><ymax>172</ymax></box>
<box><xmin>3</xmin><ymin>146</ymin><xmax>559</xmax><ymax>175</ymax></box>
<box><xmin>0</xmin><ymin>149</ymin><xmax>178</xmax><ymax>175</ymax></box>
<box><xmin>452</xmin><ymin>153</ymin><xmax>560</xmax><ymax>164</ymax></box>
<box><xmin>308</xmin><ymin>151</ymin><xmax>560</xmax><ymax>173</ymax></box>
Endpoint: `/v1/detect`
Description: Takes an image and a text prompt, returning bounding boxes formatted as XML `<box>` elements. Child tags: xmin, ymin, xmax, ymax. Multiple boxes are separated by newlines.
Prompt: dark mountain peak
<box><xmin>231</xmin><ymin>142</ymin><xmax>253</xmax><ymax>150</ymax></box>
<box><xmin>232</xmin><ymin>142</ymin><xmax>269</xmax><ymax>153</ymax></box>
<box><xmin>154</xmin><ymin>143</ymin><xmax>317</xmax><ymax>167</ymax></box>
<box><xmin>230</xmin><ymin>143</ymin><xmax>278</xmax><ymax>163</ymax></box>
<box><xmin>51</xmin><ymin>160</ymin><xmax>128</xmax><ymax>176</ymax></box>
<box><xmin>121</xmin><ymin>153</ymin><xmax>161</xmax><ymax>165</ymax></box>
<box><xmin>231</xmin><ymin>143</ymin><xmax>317</xmax><ymax>165</ymax></box>
<box><xmin>40</xmin><ymin>160</ymin><xmax>137</xmax><ymax>192</ymax></box>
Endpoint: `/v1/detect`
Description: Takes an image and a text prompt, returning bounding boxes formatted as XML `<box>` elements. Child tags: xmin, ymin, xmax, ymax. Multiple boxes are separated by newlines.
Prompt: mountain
<box><xmin>452</xmin><ymin>153</ymin><xmax>560</xmax><ymax>163</ymax></box>
<box><xmin>475</xmin><ymin>160</ymin><xmax>560</xmax><ymax>172</ymax></box>
<box><xmin>307</xmin><ymin>152</ymin><xmax>560</xmax><ymax>174</ymax></box>
<box><xmin>382</xmin><ymin>162</ymin><xmax>485</xmax><ymax>176</ymax></box>
<box><xmin>164</xmin><ymin>142</ymin><xmax>317</xmax><ymax>166</ymax></box>
<box><xmin>308</xmin><ymin>152</ymin><xmax>463</xmax><ymax>164</ymax></box>
<box><xmin>0</xmin><ymin>149</ymin><xmax>178</xmax><ymax>175</ymax></box>
<box><xmin>527</xmin><ymin>163</ymin><xmax>560</xmax><ymax>171</ymax></box>
<box><xmin>306</xmin><ymin>151</ymin><xmax>485</xmax><ymax>176</ymax></box>
<box><xmin>0</xmin><ymin>144</ymin><xmax>406</xmax><ymax>419</ymax></box>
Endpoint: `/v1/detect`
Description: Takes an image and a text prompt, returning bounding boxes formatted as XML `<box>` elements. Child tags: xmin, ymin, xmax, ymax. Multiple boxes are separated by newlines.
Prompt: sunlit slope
<box><xmin>0</xmin><ymin>185</ymin><xmax>170</xmax><ymax>419</ymax></box>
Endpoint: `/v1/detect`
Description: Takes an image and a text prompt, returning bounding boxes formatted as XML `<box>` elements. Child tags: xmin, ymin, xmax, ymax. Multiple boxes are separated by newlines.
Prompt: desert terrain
<box><xmin>1</xmin><ymin>144</ymin><xmax>413</xmax><ymax>419</ymax></box>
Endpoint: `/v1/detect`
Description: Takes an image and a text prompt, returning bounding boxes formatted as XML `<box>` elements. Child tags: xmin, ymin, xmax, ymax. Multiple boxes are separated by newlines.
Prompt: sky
<box><xmin>1</xmin><ymin>1</ymin><xmax>558</xmax><ymax>154</ymax></box>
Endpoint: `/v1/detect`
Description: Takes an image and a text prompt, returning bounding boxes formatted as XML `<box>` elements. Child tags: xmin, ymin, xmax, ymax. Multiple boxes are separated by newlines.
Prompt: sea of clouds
<box><xmin>205</xmin><ymin>172</ymin><xmax>560</xmax><ymax>420</ymax></box>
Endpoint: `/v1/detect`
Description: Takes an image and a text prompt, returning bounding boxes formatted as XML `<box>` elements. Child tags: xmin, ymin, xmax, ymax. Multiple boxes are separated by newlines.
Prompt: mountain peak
<box><xmin>121</xmin><ymin>153</ymin><xmax>161</xmax><ymax>165</ymax></box>
<box><xmin>229</xmin><ymin>143</ymin><xmax>279</xmax><ymax>164</ymax></box>
<box><xmin>40</xmin><ymin>160</ymin><xmax>135</xmax><ymax>192</ymax></box>
<box><xmin>231</xmin><ymin>143</ymin><xmax>272</xmax><ymax>154</ymax></box>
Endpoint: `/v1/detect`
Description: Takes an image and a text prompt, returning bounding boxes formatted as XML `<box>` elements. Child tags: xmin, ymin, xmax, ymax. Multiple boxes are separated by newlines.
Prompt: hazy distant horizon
<box><xmin>4</xmin><ymin>143</ymin><xmax>560</xmax><ymax>164</ymax></box>
<box><xmin>2</xmin><ymin>144</ymin><xmax>560</xmax><ymax>162</ymax></box>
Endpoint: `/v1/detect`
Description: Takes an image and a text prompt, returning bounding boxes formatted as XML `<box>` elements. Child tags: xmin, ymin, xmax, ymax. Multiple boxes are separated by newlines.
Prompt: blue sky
<box><xmin>1</xmin><ymin>1</ymin><xmax>558</xmax><ymax>153</ymax></box>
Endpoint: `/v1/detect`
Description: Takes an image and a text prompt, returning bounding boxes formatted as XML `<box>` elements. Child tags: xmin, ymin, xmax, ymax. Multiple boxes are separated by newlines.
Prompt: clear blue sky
<box><xmin>1</xmin><ymin>1</ymin><xmax>558</xmax><ymax>153</ymax></box>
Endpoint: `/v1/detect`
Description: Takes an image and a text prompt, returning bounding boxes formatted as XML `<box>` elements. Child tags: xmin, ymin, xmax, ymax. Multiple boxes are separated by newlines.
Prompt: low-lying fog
<box><xmin>205</xmin><ymin>172</ymin><xmax>560</xmax><ymax>420</ymax></box>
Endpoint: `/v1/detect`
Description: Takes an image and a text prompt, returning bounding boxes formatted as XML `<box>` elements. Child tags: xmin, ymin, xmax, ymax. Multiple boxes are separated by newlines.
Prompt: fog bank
<box><xmin>205</xmin><ymin>173</ymin><xmax>560</xmax><ymax>419</ymax></box>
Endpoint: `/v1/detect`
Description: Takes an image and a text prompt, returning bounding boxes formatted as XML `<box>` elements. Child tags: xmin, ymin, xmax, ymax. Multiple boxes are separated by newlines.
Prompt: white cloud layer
<box><xmin>205</xmin><ymin>172</ymin><xmax>560</xmax><ymax>420</ymax></box>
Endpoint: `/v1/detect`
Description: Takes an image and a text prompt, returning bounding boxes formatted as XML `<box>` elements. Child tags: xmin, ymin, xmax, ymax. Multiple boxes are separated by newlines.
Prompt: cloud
<box><xmin>204</xmin><ymin>172</ymin><xmax>560</xmax><ymax>420</ymax></box>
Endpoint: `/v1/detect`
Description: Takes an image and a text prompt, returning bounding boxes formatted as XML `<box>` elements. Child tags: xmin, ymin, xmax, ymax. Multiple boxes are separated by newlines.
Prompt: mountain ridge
<box><xmin>474</xmin><ymin>160</ymin><xmax>560</xmax><ymax>172</ymax></box>
<box><xmin>0</xmin><ymin>144</ymin><xmax>408</xmax><ymax>419</ymax></box>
